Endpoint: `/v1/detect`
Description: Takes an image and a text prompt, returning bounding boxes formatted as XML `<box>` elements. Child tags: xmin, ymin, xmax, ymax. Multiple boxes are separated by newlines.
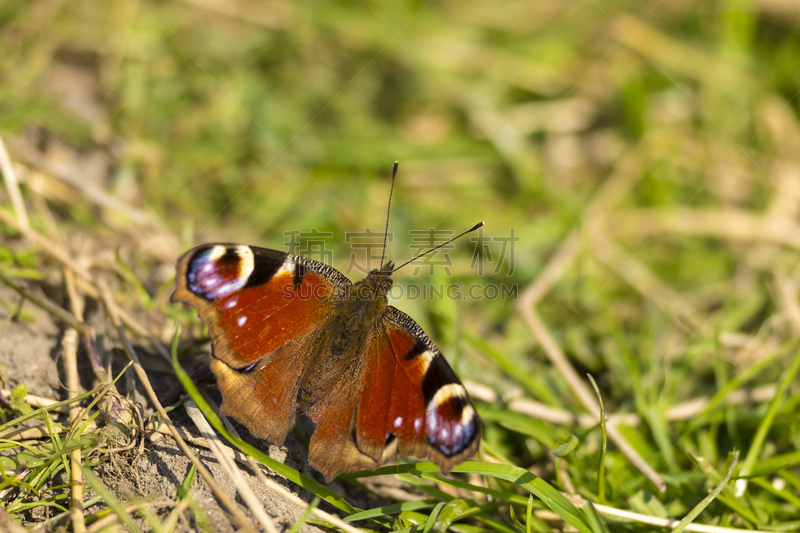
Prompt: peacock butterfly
<box><xmin>171</xmin><ymin>163</ymin><xmax>481</xmax><ymax>482</ymax></box>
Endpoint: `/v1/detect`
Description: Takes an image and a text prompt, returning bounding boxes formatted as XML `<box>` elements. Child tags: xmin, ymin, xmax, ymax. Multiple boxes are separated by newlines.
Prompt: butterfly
<box><xmin>171</xmin><ymin>164</ymin><xmax>481</xmax><ymax>482</ymax></box>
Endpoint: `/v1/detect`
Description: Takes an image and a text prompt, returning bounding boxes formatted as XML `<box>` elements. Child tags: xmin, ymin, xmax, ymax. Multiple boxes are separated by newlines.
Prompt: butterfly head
<box><xmin>361</xmin><ymin>261</ymin><xmax>394</xmax><ymax>298</ymax></box>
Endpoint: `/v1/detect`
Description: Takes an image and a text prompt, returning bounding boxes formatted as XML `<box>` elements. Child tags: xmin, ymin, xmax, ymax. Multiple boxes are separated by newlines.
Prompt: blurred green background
<box><xmin>3</xmin><ymin>0</ymin><xmax>800</xmax><ymax>525</ymax></box>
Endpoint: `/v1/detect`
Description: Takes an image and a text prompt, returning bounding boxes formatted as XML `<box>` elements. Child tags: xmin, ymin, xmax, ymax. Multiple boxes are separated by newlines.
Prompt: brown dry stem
<box><xmin>0</xmin><ymin>135</ymin><xmax>29</xmax><ymax>231</ymax></box>
<box><xmin>183</xmin><ymin>400</ymin><xmax>279</xmax><ymax>533</ymax></box>
<box><xmin>64</xmin><ymin>269</ymin><xmax>86</xmax><ymax>533</ymax></box>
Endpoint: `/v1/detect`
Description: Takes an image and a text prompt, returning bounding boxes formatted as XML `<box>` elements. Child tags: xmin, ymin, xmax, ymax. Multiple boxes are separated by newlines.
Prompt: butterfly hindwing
<box><xmin>305</xmin><ymin>360</ymin><xmax>385</xmax><ymax>482</ymax></box>
<box><xmin>386</xmin><ymin>308</ymin><xmax>479</xmax><ymax>465</ymax></box>
<box><xmin>172</xmin><ymin>243</ymin><xmax>350</xmax><ymax>443</ymax></box>
<box><xmin>304</xmin><ymin>308</ymin><xmax>481</xmax><ymax>482</ymax></box>
<box><xmin>345</xmin><ymin>307</ymin><xmax>480</xmax><ymax>479</ymax></box>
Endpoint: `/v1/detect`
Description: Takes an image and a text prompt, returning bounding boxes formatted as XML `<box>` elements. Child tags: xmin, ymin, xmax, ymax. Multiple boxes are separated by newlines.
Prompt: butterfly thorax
<box><xmin>297</xmin><ymin>265</ymin><xmax>395</xmax><ymax>410</ymax></box>
<box><xmin>355</xmin><ymin>261</ymin><xmax>394</xmax><ymax>300</ymax></box>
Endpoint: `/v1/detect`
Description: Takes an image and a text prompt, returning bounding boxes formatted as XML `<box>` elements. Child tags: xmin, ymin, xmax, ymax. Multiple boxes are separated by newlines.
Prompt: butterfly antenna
<box><xmin>380</xmin><ymin>161</ymin><xmax>399</xmax><ymax>273</ymax></box>
<box><xmin>392</xmin><ymin>221</ymin><xmax>484</xmax><ymax>273</ymax></box>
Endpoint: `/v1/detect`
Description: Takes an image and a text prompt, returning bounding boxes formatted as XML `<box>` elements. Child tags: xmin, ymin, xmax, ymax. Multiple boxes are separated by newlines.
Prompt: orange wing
<box><xmin>171</xmin><ymin>244</ymin><xmax>350</xmax><ymax>444</ymax></box>
<box><xmin>306</xmin><ymin>306</ymin><xmax>481</xmax><ymax>481</ymax></box>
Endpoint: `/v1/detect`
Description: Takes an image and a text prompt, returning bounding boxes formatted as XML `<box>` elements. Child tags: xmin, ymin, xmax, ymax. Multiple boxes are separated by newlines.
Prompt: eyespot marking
<box><xmin>425</xmin><ymin>383</ymin><xmax>478</xmax><ymax>457</ymax></box>
<box><xmin>186</xmin><ymin>245</ymin><xmax>254</xmax><ymax>300</ymax></box>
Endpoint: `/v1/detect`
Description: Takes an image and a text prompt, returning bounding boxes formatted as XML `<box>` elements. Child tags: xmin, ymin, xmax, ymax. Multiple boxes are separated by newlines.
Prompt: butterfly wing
<box><xmin>171</xmin><ymin>243</ymin><xmax>351</xmax><ymax>445</ymax></box>
<box><xmin>306</xmin><ymin>305</ymin><xmax>481</xmax><ymax>481</ymax></box>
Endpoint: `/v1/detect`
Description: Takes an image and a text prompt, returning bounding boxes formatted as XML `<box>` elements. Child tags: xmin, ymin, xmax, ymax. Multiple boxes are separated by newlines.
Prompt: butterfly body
<box><xmin>172</xmin><ymin>243</ymin><xmax>480</xmax><ymax>481</ymax></box>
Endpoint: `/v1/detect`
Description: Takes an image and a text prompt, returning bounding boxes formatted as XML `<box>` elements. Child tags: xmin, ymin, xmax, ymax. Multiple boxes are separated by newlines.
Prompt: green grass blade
<box><xmin>736</xmin><ymin>342</ymin><xmax>800</xmax><ymax>496</ymax></box>
<box><xmin>287</xmin><ymin>496</ymin><xmax>319</xmax><ymax>533</ymax></box>
<box><xmin>423</xmin><ymin>501</ymin><xmax>445</xmax><ymax>533</ymax></box>
<box><xmin>669</xmin><ymin>451</ymin><xmax>738</xmax><ymax>533</ymax></box>
<box><xmin>587</xmin><ymin>374</ymin><xmax>607</xmax><ymax>505</ymax></box>
<box><xmin>345</xmin><ymin>500</ymin><xmax>437</xmax><ymax>521</ymax></box>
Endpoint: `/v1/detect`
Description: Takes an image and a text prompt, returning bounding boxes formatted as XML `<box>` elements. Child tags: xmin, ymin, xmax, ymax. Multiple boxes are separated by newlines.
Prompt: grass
<box><xmin>2</xmin><ymin>0</ymin><xmax>800</xmax><ymax>531</ymax></box>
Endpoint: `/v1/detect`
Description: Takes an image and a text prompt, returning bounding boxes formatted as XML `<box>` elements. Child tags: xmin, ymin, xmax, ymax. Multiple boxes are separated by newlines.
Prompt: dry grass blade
<box><xmin>159</xmin><ymin>496</ymin><xmax>193</xmax><ymax>532</ymax></box>
<box><xmin>524</xmin><ymin>152</ymin><xmax>642</xmax><ymax>306</ymax></box>
<box><xmin>0</xmin><ymin>135</ymin><xmax>29</xmax><ymax>231</ymax></box>
<box><xmin>3</xmin><ymin>135</ymin><xmax>179</xmax><ymax>259</ymax></box>
<box><xmin>0</xmin><ymin>267</ymin><xmax>85</xmax><ymax>331</ymax></box>
<box><xmin>772</xmin><ymin>272</ymin><xmax>800</xmax><ymax>334</ymax></box>
<box><xmin>466</xmin><ymin>380</ymin><xmax>782</xmax><ymax>428</ymax></box>
<box><xmin>0</xmin><ymin>389</ymin><xmax>71</xmax><ymax>414</ymax></box>
<box><xmin>0</xmin><ymin>208</ymin><xmax>93</xmax><ymax>281</ymax></box>
<box><xmin>613</xmin><ymin>209</ymin><xmax>800</xmax><ymax>251</ymax></box>
<box><xmin>259</xmin><ymin>476</ymin><xmax>364</xmax><ymax>533</ymax></box>
<box><xmin>83</xmin><ymin>500</ymin><xmax>177</xmax><ymax>533</ymax></box>
<box><xmin>183</xmin><ymin>400</ymin><xmax>279</xmax><ymax>533</ymax></box>
<box><xmin>64</xmin><ymin>269</ymin><xmax>86</xmax><ymax>533</ymax></box>
<box><xmin>583</xmin><ymin>499</ymin><xmax>763</xmax><ymax>533</ymax></box>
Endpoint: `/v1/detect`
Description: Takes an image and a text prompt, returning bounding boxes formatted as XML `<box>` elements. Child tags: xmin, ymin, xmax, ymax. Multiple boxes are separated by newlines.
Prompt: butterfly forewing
<box><xmin>172</xmin><ymin>244</ymin><xmax>349</xmax><ymax>443</ymax></box>
<box><xmin>173</xmin><ymin>244</ymin><xmax>347</xmax><ymax>367</ymax></box>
